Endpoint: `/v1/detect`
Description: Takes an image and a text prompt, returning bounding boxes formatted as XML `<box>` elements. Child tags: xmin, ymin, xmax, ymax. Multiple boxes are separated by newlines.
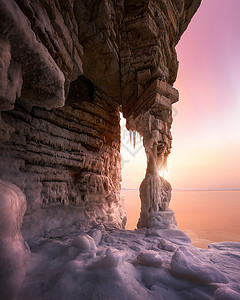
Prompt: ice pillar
<box><xmin>126</xmin><ymin>79</ymin><xmax>178</xmax><ymax>228</ymax></box>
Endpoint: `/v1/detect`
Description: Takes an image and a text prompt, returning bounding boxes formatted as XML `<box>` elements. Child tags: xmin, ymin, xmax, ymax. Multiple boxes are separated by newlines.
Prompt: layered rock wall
<box><xmin>119</xmin><ymin>0</ymin><xmax>200</xmax><ymax>227</ymax></box>
<box><xmin>120</xmin><ymin>0</ymin><xmax>201</xmax><ymax>117</ymax></box>
<box><xmin>0</xmin><ymin>0</ymin><xmax>201</xmax><ymax>236</ymax></box>
<box><xmin>0</xmin><ymin>76</ymin><xmax>124</xmax><ymax>237</ymax></box>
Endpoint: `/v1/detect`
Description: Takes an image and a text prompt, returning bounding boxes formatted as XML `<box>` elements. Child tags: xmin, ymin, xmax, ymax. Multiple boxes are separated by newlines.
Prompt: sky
<box><xmin>121</xmin><ymin>0</ymin><xmax>240</xmax><ymax>190</ymax></box>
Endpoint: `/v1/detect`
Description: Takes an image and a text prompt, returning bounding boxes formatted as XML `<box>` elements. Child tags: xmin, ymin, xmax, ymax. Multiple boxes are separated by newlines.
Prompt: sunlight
<box><xmin>120</xmin><ymin>113</ymin><xmax>146</xmax><ymax>190</ymax></box>
<box><xmin>159</xmin><ymin>169</ymin><xmax>166</xmax><ymax>178</ymax></box>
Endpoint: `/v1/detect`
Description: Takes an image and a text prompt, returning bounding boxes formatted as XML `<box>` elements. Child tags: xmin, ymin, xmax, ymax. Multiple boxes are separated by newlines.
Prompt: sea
<box><xmin>121</xmin><ymin>189</ymin><xmax>240</xmax><ymax>249</ymax></box>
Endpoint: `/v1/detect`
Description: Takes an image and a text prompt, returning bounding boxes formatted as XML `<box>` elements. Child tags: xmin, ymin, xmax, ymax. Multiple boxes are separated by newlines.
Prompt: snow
<box><xmin>136</xmin><ymin>250</ymin><xmax>163</xmax><ymax>267</ymax></box>
<box><xmin>1</xmin><ymin>180</ymin><xmax>240</xmax><ymax>300</ymax></box>
<box><xmin>71</xmin><ymin>234</ymin><xmax>97</xmax><ymax>251</ymax></box>
<box><xmin>147</xmin><ymin>209</ymin><xmax>178</xmax><ymax>229</ymax></box>
<box><xmin>0</xmin><ymin>179</ymin><xmax>28</xmax><ymax>300</ymax></box>
<box><xmin>138</xmin><ymin>174</ymin><xmax>172</xmax><ymax>228</ymax></box>
<box><xmin>17</xmin><ymin>225</ymin><xmax>240</xmax><ymax>300</ymax></box>
<box><xmin>171</xmin><ymin>246</ymin><xmax>229</xmax><ymax>284</ymax></box>
<box><xmin>214</xmin><ymin>287</ymin><xmax>240</xmax><ymax>300</ymax></box>
<box><xmin>209</xmin><ymin>242</ymin><xmax>240</xmax><ymax>251</ymax></box>
<box><xmin>89</xmin><ymin>248</ymin><xmax>128</xmax><ymax>269</ymax></box>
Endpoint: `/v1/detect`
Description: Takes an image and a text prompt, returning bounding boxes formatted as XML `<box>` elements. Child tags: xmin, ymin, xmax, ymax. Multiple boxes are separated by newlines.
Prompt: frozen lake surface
<box><xmin>123</xmin><ymin>190</ymin><xmax>240</xmax><ymax>248</ymax></box>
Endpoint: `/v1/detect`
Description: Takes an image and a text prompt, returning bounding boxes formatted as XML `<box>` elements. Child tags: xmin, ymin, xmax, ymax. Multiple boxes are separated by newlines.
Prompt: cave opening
<box><xmin>120</xmin><ymin>113</ymin><xmax>146</xmax><ymax>230</ymax></box>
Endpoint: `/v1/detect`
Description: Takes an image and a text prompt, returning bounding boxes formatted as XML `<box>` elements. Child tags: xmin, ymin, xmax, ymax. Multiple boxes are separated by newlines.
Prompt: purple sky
<box><xmin>121</xmin><ymin>0</ymin><xmax>240</xmax><ymax>190</ymax></box>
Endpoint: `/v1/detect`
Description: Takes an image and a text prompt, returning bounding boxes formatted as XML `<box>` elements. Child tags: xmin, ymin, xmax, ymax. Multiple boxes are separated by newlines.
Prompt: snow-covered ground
<box><xmin>17</xmin><ymin>225</ymin><xmax>240</xmax><ymax>300</ymax></box>
<box><xmin>1</xmin><ymin>179</ymin><xmax>240</xmax><ymax>300</ymax></box>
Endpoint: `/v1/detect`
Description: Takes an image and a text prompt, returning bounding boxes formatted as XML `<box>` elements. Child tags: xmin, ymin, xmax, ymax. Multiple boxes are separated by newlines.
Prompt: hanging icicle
<box><xmin>148</xmin><ymin>115</ymin><xmax>151</xmax><ymax>133</ymax></box>
<box><xmin>133</xmin><ymin>130</ymin><xmax>136</xmax><ymax>148</ymax></box>
<box><xmin>129</xmin><ymin>130</ymin><xmax>132</xmax><ymax>145</ymax></box>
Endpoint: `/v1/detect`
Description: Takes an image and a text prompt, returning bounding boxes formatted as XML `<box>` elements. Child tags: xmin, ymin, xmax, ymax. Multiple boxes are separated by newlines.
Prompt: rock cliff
<box><xmin>0</xmin><ymin>0</ymin><xmax>201</xmax><ymax>237</ymax></box>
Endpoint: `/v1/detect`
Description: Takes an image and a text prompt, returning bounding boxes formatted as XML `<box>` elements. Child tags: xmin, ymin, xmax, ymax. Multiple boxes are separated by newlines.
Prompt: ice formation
<box><xmin>0</xmin><ymin>162</ymin><xmax>240</xmax><ymax>300</ymax></box>
<box><xmin>71</xmin><ymin>234</ymin><xmax>97</xmax><ymax>251</ymax></box>
<box><xmin>1</xmin><ymin>181</ymin><xmax>238</xmax><ymax>300</ymax></box>
<box><xmin>15</xmin><ymin>219</ymin><xmax>240</xmax><ymax>300</ymax></box>
<box><xmin>0</xmin><ymin>1</ymin><xmax>239</xmax><ymax>299</ymax></box>
<box><xmin>127</xmin><ymin>85</ymin><xmax>177</xmax><ymax>229</ymax></box>
<box><xmin>0</xmin><ymin>180</ymin><xmax>27</xmax><ymax>300</ymax></box>
<box><xmin>0</xmin><ymin>0</ymin><xmax>197</xmax><ymax>235</ymax></box>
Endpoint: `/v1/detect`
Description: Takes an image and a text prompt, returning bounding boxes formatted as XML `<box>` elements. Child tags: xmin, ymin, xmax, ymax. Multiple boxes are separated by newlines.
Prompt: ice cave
<box><xmin>0</xmin><ymin>0</ymin><xmax>240</xmax><ymax>299</ymax></box>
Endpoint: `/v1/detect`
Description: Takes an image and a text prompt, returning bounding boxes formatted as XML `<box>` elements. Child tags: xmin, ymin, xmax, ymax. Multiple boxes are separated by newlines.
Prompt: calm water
<box><xmin>122</xmin><ymin>190</ymin><xmax>240</xmax><ymax>249</ymax></box>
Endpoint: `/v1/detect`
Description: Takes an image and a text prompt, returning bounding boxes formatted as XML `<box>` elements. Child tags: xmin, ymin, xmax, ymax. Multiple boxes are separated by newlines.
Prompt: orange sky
<box><xmin>121</xmin><ymin>0</ymin><xmax>240</xmax><ymax>190</ymax></box>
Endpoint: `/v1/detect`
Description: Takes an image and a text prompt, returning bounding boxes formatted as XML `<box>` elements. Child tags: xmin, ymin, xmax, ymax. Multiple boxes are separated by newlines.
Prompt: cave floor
<box><xmin>17</xmin><ymin>224</ymin><xmax>240</xmax><ymax>300</ymax></box>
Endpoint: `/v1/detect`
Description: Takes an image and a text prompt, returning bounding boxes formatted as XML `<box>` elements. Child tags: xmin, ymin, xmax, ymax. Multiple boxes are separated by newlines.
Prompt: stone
<box><xmin>0</xmin><ymin>0</ymin><xmax>201</xmax><ymax>239</ymax></box>
<box><xmin>1</xmin><ymin>2</ymin><xmax>224</xmax><ymax>300</ymax></box>
<box><xmin>127</xmin><ymin>102</ymin><xmax>174</xmax><ymax>229</ymax></box>
<box><xmin>148</xmin><ymin>210</ymin><xmax>178</xmax><ymax>229</ymax></box>
<box><xmin>0</xmin><ymin>0</ymin><xmax>65</xmax><ymax>110</ymax></box>
<box><xmin>0</xmin><ymin>78</ymin><xmax>125</xmax><ymax>237</ymax></box>
<box><xmin>137</xmin><ymin>175</ymin><xmax>172</xmax><ymax>228</ymax></box>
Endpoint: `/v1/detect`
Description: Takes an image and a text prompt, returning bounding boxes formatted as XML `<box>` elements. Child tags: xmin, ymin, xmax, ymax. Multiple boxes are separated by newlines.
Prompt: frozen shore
<box><xmin>1</xmin><ymin>179</ymin><xmax>240</xmax><ymax>300</ymax></box>
<box><xmin>17</xmin><ymin>226</ymin><xmax>240</xmax><ymax>300</ymax></box>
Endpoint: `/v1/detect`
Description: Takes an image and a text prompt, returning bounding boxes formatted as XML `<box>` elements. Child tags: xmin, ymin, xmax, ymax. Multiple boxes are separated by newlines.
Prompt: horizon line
<box><xmin>121</xmin><ymin>188</ymin><xmax>240</xmax><ymax>191</ymax></box>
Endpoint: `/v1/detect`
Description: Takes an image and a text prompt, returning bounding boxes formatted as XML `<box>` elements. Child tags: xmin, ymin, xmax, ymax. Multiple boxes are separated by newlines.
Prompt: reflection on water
<box><xmin>122</xmin><ymin>190</ymin><xmax>240</xmax><ymax>249</ymax></box>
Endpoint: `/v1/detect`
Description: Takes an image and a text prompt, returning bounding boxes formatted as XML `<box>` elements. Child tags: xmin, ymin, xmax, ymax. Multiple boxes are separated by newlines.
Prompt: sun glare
<box><xmin>159</xmin><ymin>169</ymin><xmax>166</xmax><ymax>178</ymax></box>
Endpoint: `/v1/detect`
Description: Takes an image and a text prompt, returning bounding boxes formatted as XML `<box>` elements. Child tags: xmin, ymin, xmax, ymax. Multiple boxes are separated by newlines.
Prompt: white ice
<box><xmin>16</xmin><ymin>226</ymin><xmax>240</xmax><ymax>300</ymax></box>
<box><xmin>0</xmin><ymin>179</ymin><xmax>28</xmax><ymax>300</ymax></box>
<box><xmin>1</xmin><ymin>180</ymin><xmax>240</xmax><ymax>300</ymax></box>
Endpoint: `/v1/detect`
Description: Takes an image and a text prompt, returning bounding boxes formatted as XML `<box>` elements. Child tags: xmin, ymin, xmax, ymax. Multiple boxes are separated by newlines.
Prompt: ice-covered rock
<box><xmin>158</xmin><ymin>238</ymin><xmax>177</xmax><ymax>252</ymax></box>
<box><xmin>89</xmin><ymin>248</ymin><xmax>127</xmax><ymax>269</ymax></box>
<box><xmin>137</xmin><ymin>250</ymin><xmax>163</xmax><ymax>267</ymax></box>
<box><xmin>209</xmin><ymin>241</ymin><xmax>240</xmax><ymax>251</ymax></box>
<box><xmin>127</xmin><ymin>108</ymin><xmax>175</xmax><ymax>230</ymax></box>
<box><xmin>71</xmin><ymin>234</ymin><xmax>96</xmax><ymax>251</ymax></box>
<box><xmin>171</xmin><ymin>246</ymin><xmax>229</xmax><ymax>284</ymax></box>
<box><xmin>147</xmin><ymin>228</ymin><xmax>191</xmax><ymax>245</ymax></box>
<box><xmin>15</xmin><ymin>223</ymin><xmax>240</xmax><ymax>300</ymax></box>
<box><xmin>88</xmin><ymin>229</ymin><xmax>103</xmax><ymax>246</ymax></box>
<box><xmin>214</xmin><ymin>287</ymin><xmax>240</xmax><ymax>300</ymax></box>
<box><xmin>0</xmin><ymin>180</ymin><xmax>27</xmax><ymax>300</ymax></box>
<box><xmin>137</xmin><ymin>174</ymin><xmax>173</xmax><ymax>229</ymax></box>
<box><xmin>147</xmin><ymin>209</ymin><xmax>178</xmax><ymax>229</ymax></box>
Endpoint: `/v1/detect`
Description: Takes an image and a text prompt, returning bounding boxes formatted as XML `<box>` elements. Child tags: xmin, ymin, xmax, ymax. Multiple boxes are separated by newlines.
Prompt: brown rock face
<box><xmin>0</xmin><ymin>0</ymin><xmax>201</xmax><ymax>236</ymax></box>
<box><xmin>0</xmin><ymin>76</ymin><xmax>124</xmax><ymax>238</ymax></box>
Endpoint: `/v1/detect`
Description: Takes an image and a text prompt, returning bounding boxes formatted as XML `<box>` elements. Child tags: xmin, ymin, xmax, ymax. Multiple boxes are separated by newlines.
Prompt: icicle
<box><xmin>133</xmin><ymin>130</ymin><xmax>136</xmax><ymax>148</ymax></box>
<box><xmin>129</xmin><ymin>130</ymin><xmax>132</xmax><ymax>145</ymax></box>
<box><xmin>163</xmin><ymin>157</ymin><xmax>168</xmax><ymax>172</ymax></box>
<box><xmin>159</xmin><ymin>169</ymin><xmax>165</xmax><ymax>178</ymax></box>
<box><xmin>148</xmin><ymin>115</ymin><xmax>151</xmax><ymax>133</ymax></box>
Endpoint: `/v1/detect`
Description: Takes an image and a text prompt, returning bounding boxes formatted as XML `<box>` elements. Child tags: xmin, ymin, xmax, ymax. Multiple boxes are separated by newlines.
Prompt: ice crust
<box><xmin>72</xmin><ymin>234</ymin><xmax>97</xmax><ymax>251</ymax></box>
<box><xmin>1</xmin><ymin>180</ymin><xmax>240</xmax><ymax>300</ymax></box>
<box><xmin>171</xmin><ymin>246</ymin><xmax>229</xmax><ymax>283</ymax></box>
<box><xmin>16</xmin><ymin>226</ymin><xmax>240</xmax><ymax>300</ymax></box>
<box><xmin>137</xmin><ymin>250</ymin><xmax>163</xmax><ymax>267</ymax></box>
<box><xmin>0</xmin><ymin>180</ymin><xmax>27</xmax><ymax>300</ymax></box>
<box><xmin>214</xmin><ymin>287</ymin><xmax>240</xmax><ymax>300</ymax></box>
